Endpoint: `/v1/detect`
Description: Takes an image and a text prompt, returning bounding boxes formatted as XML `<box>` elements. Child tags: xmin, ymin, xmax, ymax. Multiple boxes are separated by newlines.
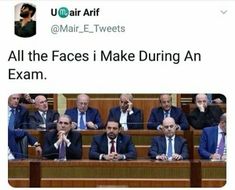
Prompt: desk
<box><xmin>8</xmin><ymin>160</ymin><xmax>226</xmax><ymax>187</ymax></box>
<box><xmin>201</xmin><ymin>160</ymin><xmax>226</xmax><ymax>187</ymax></box>
<box><xmin>9</xmin><ymin>160</ymin><xmax>191</xmax><ymax>187</ymax></box>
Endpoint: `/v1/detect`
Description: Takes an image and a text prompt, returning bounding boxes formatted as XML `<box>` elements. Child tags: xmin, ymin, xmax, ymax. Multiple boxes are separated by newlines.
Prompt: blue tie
<box><xmin>167</xmin><ymin>138</ymin><xmax>173</xmax><ymax>158</ymax></box>
<box><xmin>164</xmin><ymin>110</ymin><xmax>169</xmax><ymax>118</ymax></box>
<box><xmin>8</xmin><ymin>109</ymin><xmax>16</xmax><ymax>130</ymax></box>
<box><xmin>80</xmin><ymin>112</ymin><xmax>85</xmax><ymax>129</ymax></box>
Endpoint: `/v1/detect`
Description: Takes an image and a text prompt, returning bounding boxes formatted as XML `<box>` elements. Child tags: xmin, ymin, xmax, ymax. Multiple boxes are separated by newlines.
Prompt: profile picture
<box><xmin>15</xmin><ymin>3</ymin><xmax>36</xmax><ymax>38</ymax></box>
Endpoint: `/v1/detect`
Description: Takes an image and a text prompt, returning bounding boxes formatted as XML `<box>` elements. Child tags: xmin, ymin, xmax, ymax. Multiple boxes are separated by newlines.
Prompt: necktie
<box><xmin>80</xmin><ymin>112</ymin><xmax>85</xmax><ymax>129</ymax></box>
<box><xmin>167</xmin><ymin>138</ymin><xmax>173</xmax><ymax>158</ymax></box>
<box><xmin>59</xmin><ymin>141</ymin><xmax>66</xmax><ymax>160</ymax></box>
<box><xmin>110</xmin><ymin>140</ymin><xmax>115</xmax><ymax>153</ymax></box>
<box><xmin>8</xmin><ymin>109</ymin><xmax>16</xmax><ymax>130</ymax></box>
<box><xmin>164</xmin><ymin>110</ymin><xmax>169</xmax><ymax>118</ymax></box>
<box><xmin>217</xmin><ymin>132</ymin><xmax>225</xmax><ymax>156</ymax></box>
<box><xmin>42</xmin><ymin>112</ymin><xmax>46</xmax><ymax>124</ymax></box>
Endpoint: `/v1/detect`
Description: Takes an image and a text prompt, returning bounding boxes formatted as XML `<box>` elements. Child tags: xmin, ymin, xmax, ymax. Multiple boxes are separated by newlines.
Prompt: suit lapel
<box><xmin>101</xmin><ymin>135</ymin><xmax>108</xmax><ymax>154</ymax></box>
<box><xmin>174</xmin><ymin>137</ymin><xmax>179</xmax><ymax>154</ymax></box>
<box><xmin>86</xmin><ymin>108</ymin><xmax>90</xmax><ymax>122</ymax></box>
<box><xmin>116</xmin><ymin>135</ymin><xmax>123</xmax><ymax>153</ymax></box>
<box><xmin>162</xmin><ymin>137</ymin><xmax>167</xmax><ymax>153</ymax></box>
<box><xmin>36</xmin><ymin>111</ymin><xmax>44</xmax><ymax>123</ymax></box>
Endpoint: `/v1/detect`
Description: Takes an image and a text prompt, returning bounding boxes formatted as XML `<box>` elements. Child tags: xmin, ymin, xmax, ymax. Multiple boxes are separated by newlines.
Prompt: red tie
<box><xmin>110</xmin><ymin>140</ymin><xmax>115</xmax><ymax>153</ymax></box>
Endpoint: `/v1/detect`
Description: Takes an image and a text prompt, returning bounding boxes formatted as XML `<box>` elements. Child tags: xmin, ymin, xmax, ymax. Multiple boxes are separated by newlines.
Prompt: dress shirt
<box><xmin>8</xmin><ymin>146</ymin><xmax>15</xmax><ymax>160</ymax></box>
<box><xmin>120</xmin><ymin>111</ymin><xmax>128</xmax><ymax>131</ymax></box>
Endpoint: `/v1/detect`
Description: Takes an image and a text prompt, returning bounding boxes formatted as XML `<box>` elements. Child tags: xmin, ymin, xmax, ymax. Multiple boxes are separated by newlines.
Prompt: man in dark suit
<box><xmin>8</xmin><ymin>129</ymin><xmax>42</xmax><ymax>159</ymax></box>
<box><xmin>107</xmin><ymin>94</ymin><xmax>143</xmax><ymax>130</ymax></box>
<box><xmin>147</xmin><ymin>94</ymin><xmax>189</xmax><ymax>130</ymax></box>
<box><xmin>29</xmin><ymin>95</ymin><xmax>59</xmax><ymax>130</ymax></box>
<box><xmin>89</xmin><ymin>119</ymin><xmax>137</xmax><ymax>160</ymax></box>
<box><xmin>8</xmin><ymin>94</ymin><xmax>29</xmax><ymax>129</ymax></box>
<box><xmin>149</xmin><ymin>117</ymin><xmax>189</xmax><ymax>161</ymax></box>
<box><xmin>43</xmin><ymin>114</ymin><xmax>82</xmax><ymax>160</ymax></box>
<box><xmin>65</xmin><ymin>94</ymin><xmax>103</xmax><ymax>130</ymax></box>
<box><xmin>199</xmin><ymin>113</ymin><xmax>226</xmax><ymax>160</ymax></box>
<box><xmin>188</xmin><ymin>94</ymin><xmax>223</xmax><ymax>129</ymax></box>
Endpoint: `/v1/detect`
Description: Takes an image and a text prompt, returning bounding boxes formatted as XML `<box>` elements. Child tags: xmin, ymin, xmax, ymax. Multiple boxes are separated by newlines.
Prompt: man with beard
<box><xmin>15</xmin><ymin>3</ymin><xmax>36</xmax><ymax>37</ymax></box>
<box><xmin>89</xmin><ymin>119</ymin><xmax>137</xmax><ymax>160</ymax></box>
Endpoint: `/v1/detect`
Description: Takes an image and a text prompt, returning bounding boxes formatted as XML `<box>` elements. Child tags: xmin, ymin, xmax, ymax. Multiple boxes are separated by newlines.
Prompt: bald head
<box><xmin>162</xmin><ymin>117</ymin><xmax>177</xmax><ymax>137</ymax></box>
<box><xmin>35</xmin><ymin>95</ymin><xmax>48</xmax><ymax>112</ymax></box>
<box><xmin>76</xmin><ymin>94</ymin><xmax>89</xmax><ymax>112</ymax></box>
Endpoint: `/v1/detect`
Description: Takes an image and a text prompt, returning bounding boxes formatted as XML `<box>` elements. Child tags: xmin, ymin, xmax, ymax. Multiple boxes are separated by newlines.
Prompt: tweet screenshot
<box><xmin>1</xmin><ymin>0</ymin><xmax>235</xmax><ymax>188</ymax></box>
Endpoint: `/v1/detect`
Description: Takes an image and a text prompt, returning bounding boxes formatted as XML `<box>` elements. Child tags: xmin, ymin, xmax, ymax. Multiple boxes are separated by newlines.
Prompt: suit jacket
<box><xmin>148</xmin><ymin>135</ymin><xmax>189</xmax><ymax>159</ymax></box>
<box><xmin>29</xmin><ymin>109</ymin><xmax>59</xmax><ymax>130</ymax></box>
<box><xmin>42</xmin><ymin>130</ymin><xmax>82</xmax><ymax>159</ymax></box>
<box><xmin>107</xmin><ymin>106</ymin><xmax>143</xmax><ymax>129</ymax></box>
<box><xmin>198</xmin><ymin>126</ymin><xmax>220</xmax><ymax>159</ymax></box>
<box><xmin>188</xmin><ymin>106</ymin><xmax>223</xmax><ymax>129</ymax></box>
<box><xmin>147</xmin><ymin>106</ymin><xmax>189</xmax><ymax>130</ymax></box>
<box><xmin>8</xmin><ymin>129</ymin><xmax>37</xmax><ymax>159</ymax></box>
<box><xmin>10</xmin><ymin>105</ymin><xmax>29</xmax><ymax>129</ymax></box>
<box><xmin>65</xmin><ymin>107</ymin><xmax>103</xmax><ymax>129</ymax></box>
<box><xmin>89</xmin><ymin>133</ymin><xmax>137</xmax><ymax>160</ymax></box>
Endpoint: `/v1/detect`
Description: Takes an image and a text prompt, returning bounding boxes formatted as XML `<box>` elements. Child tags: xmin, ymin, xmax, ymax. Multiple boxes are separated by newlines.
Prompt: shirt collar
<box><xmin>165</xmin><ymin>135</ymin><xmax>175</xmax><ymax>141</ymax></box>
<box><xmin>107</xmin><ymin>137</ymin><xmax>117</xmax><ymax>143</ymax></box>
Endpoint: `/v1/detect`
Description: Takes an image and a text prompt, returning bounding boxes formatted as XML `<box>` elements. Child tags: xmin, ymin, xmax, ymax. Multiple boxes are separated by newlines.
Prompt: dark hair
<box><xmin>106</xmin><ymin>118</ymin><xmax>122</xmax><ymax>128</ymax></box>
<box><xmin>22</xmin><ymin>3</ymin><xmax>36</xmax><ymax>17</ymax></box>
<box><xmin>58</xmin><ymin>114</ymin><xmax>72</xmax><ymax>124</ymax></box>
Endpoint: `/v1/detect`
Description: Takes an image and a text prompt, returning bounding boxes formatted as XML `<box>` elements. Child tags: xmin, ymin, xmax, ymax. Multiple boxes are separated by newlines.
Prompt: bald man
<box><xmin>29</xmin><ymin>95</ymin><xmax>59</xmax><ymax>130</ymax></box>
<box><xmin>148</xmin><ymin>117</ymin><xmax>189</xmax><ymax>161</ymax></box>
<box><xmin>65</xmin><ymin>94</ymin><xmax>103</xmax><ymax>130</ymax></box>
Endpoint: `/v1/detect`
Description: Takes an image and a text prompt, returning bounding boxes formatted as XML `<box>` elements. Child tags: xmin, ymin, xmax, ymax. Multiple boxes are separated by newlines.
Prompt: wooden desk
<box><xmin>201</xmin><ymin>160</ymin><xmax>226</xmax><ymax>187</ymax></box>
<box><xmin>9</xmin><ymin>159</ymin><xmax>191</xmax><ymax>187</ymax></box>
<box><xmin>9</xmin><ymin>160</ymin><xmax>226</xmax><ymax>187</ymax></box>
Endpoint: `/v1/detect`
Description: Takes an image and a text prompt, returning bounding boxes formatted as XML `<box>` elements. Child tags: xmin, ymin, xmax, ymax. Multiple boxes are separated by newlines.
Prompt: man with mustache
<box><xmin>89</xmin><ymin>119</ymin><xmax>137</xmax><ymax>160</ymax></box>
<box><xmin>15</xmin><ymin>3</ymin><xmax>36</xmax><ymax>37</ymax></box>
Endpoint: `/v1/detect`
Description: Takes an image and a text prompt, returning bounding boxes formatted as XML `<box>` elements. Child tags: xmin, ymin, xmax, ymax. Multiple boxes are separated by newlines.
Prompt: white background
<box><xmin>1</xmin><ymin>0</ymin><xmax>235</xmax><ymax>189</ymax></box>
